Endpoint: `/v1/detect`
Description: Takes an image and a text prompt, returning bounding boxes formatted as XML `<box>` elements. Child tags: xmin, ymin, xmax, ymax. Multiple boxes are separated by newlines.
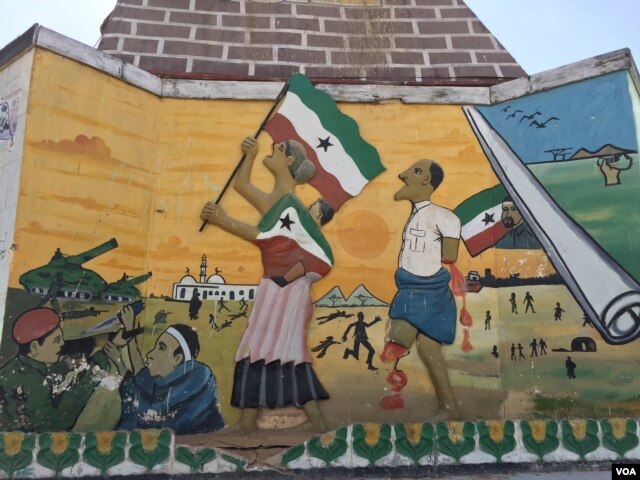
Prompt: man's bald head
<box><xmin>394</xmin><ymin>159</ymin><xmax>444</xmax><ymax>202</ymax></box>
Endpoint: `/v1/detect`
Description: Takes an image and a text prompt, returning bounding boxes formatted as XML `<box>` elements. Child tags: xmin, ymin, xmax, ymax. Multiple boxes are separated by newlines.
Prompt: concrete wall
<box><xmin>0</xmin><ymin>50</ymin><xmax>33</xmax><ymax>340</ymax></box>
<box><xmin>0</xmin><ymin>44</ymin><xmax>638</xmax><ymax>476</ymax></box>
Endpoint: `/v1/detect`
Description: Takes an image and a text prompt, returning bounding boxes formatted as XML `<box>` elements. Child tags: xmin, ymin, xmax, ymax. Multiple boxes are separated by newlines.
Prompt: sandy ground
<box><xmin>3</xmin><ymin>282</ymin><xmax>640</xmax><ymax>451</ymax></box>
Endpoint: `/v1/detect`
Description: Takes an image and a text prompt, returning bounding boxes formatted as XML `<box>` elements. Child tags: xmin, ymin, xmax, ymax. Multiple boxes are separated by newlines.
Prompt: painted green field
<box><xmin>530</xmin><ymin>158</ymin><xmax>640</xmax><ymax>282</ymax></box>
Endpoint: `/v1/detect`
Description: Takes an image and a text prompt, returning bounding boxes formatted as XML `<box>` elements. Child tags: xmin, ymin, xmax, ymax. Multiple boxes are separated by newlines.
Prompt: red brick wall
<box><xmin>98</xmin><ymin>0</ymin><xmax>526</xmax><ymax>83</ymax></box>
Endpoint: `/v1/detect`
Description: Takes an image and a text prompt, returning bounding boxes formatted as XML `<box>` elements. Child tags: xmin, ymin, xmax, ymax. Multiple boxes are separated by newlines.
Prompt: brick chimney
<box><xmin>98</xmin><ymin>0</ymin><xmax>526</xmax><ymax>85</ymax></box>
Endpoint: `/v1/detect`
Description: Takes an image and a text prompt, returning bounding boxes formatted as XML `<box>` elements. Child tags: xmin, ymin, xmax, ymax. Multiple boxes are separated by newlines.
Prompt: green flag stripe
<box><xmin>258</xmin><ymin>194</ymin><xmax>334</xmax><ymax>263</ymax></box>
<box><xmin>454</xmin><ymin>184</ymin><xmax>507</xmax><ymax>224</ymax></box>
<box><xmin>288</xmin><ymin>73</ymin><xmax>384</xmax><ymax>180</ymax></box>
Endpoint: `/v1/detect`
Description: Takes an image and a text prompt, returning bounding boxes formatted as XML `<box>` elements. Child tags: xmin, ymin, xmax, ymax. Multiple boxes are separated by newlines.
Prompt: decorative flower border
<box><xmin>280</xmin><ymin>418</ymin><xmax>640</xmax><ymax>469</ymax></box>
<box><xmin>0</xmin><ymin>430</ymin><xmax>246</xmax><ymax>478</ymax></box>
<box><xmin>0</xmin><ymin>419</ymin><xmax>638</xmax><ymax>477</ymax></box>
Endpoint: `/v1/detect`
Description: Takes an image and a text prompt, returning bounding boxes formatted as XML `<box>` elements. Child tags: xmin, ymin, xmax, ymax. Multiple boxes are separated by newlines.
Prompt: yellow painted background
<box><xmin>11</xmin><ymin>49</ymin><xmax>553</xmax><ymax>305</ymax></box>
<box><xmin>13</xmin><ymin>50</ymin><xmax>158</xmax><ymax>284</ymax></box>
<box><xmin>10</xmin><ymin>50</ymin><xmax>609</xmax><ymax>428</ymax></box>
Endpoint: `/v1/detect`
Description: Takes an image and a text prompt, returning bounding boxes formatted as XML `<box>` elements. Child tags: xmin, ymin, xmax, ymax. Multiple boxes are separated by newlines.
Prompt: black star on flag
<box><xmin>316</xmin><ymin>136</ymin><xmax>333</xmax><ymax>152</ymax></box>
<box><xmin>482</xmin><ymin>212</ymin><xmax>495</xmax><ymax>225</ymax></box>
<box><xmin>279</xmin><ymin>213</ymin><xmax>295</xmax><ymax>230</ymax></box>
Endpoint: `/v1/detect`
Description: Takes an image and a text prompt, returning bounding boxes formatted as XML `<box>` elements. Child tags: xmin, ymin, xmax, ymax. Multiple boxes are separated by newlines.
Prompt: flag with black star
<box><xmin>264</xmin><ymin>73</ymin><xmax>385</xmax><ymax>211</ymax></box>
<box><xmin>454</xmin><ymin>184</ymin><xmax>511</xmax><ymax>256</ymax></box>
<box><xmin>254</xmin><ymin>194</ymin><xmax>334</xmax><ymax>276</ymax></box>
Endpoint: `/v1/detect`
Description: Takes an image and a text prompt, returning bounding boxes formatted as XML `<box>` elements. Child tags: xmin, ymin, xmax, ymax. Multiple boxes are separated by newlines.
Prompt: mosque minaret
<box><xmin>172</xmin><ymin>254</ymin><xmax>257</xmax><ymax>302</ymax></box>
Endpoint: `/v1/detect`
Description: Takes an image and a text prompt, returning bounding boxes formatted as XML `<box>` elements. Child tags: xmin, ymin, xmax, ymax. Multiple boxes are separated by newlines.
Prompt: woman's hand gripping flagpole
<box><xmin>198</xmin><ymin>80</ymin><xmax>291</xmax><ymax>232</ymax></box>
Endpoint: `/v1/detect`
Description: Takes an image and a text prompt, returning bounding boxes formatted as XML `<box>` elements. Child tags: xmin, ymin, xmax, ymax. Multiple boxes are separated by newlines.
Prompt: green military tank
<box><xmin>19</xmin><ymin>238</ymin><xmax>152</xmax><ymax>303</ymax></box>
<box><xmin>19</xmin><ymin>238</ymin><xmax>118</xmax><ymax>301</ymax></box>
<box><xmin>101</xmin><ymin>272</ymin><xmax>152</xmax><ymax>303</ymax></box>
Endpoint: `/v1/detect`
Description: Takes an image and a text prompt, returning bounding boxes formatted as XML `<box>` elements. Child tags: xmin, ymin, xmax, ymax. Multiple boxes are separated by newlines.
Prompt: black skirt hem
<box><xmin>231</xmin><ymin>358</ymin><xmax>330</xmax><ymax>409</ymax></box>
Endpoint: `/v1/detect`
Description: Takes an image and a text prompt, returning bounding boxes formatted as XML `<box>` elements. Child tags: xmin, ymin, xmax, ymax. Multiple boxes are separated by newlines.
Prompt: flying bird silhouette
<box><xmin>520</xmin><ymin>111</ymin><xmax>541</xmax><ymax>123</ymax></box>
<box><xmin>506</xmin><ymin>109</ymin><xmax>523</xmax><ymax>119</ymax></box>
<box><xmin>501</xmin><ymin>106</ymin><xmax>511</xmax><ymax>112</ymax></box>
<box><xmin>530</xmin><ymin>117</ymin><xmax>559</xmax><ymax>128</ymax></box>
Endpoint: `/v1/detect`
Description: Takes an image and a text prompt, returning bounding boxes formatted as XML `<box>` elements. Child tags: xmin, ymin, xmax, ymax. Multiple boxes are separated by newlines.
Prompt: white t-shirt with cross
<box><xmin>398</xmin><ymin>200</ymin><xmax>461</xmax><ymax>277</ymax></box>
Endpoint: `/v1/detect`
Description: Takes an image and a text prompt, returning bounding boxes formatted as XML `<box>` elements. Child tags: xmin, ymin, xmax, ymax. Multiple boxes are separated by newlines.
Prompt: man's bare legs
<box><xmin>380</xmin><ymin>319</ymin><xmax>414</xmax><ymax>409</ymax></box>
<box><xmin>381</xmin><ymin>319</ymin><xmax>460</xmax><ymax>419</ymax></box>
<box><xmin>415</xmin><ymin>333</ymin><xmax>460</xmax><ymax>419</ymax></box>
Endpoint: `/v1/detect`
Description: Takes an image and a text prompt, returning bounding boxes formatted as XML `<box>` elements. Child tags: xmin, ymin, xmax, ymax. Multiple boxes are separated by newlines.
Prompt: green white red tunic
<box><xmin>234</xmin><ymin>194</ymin><xmax>333</xmax><ymax>365</ymax></box>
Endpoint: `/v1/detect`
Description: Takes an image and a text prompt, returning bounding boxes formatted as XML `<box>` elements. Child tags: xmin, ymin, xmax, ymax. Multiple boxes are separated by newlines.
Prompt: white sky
<box><xmin>0</xmin><ymin>0</ymin><xmax>638</xmax><ymax>75</ymax></box>
<box><xmin>0</xmin><ymin>1</ymin><xmax>116</xmax><ymax>50</ymax></box>
<box><xmin>465</xmin><ymin>0</ymin><xmax>640</xmax><ymax>74</ymax></box>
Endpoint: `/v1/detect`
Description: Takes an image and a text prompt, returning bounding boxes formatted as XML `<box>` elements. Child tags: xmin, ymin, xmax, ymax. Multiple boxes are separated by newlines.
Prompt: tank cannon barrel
<box><xmin>101</xmin><ymin>271</ymin><xmax>152</xmax><ymax>302</ymax></box>
<box><xmin>66</xmin><ymin>238</ymin><xmax>118</xmax><ymax>265</ymax></box>
<box><xmin>118</xmin><ymin>272</ymin><xmax>152</xmax><ymax>286</ymax></box>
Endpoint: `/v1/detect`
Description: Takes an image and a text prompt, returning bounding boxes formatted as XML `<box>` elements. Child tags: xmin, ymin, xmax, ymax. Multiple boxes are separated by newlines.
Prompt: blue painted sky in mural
<box><xmin>477</xmin><ymin>71</ymin><xmax>637</xmax><ymax>164</ymax></box>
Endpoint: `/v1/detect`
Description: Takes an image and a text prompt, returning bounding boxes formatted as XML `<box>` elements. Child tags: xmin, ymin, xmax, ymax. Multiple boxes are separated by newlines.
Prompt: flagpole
<box><xmin>199</xmin><ymin>79</ymin><xmax>291</xmax><ymax>232</ymax></box>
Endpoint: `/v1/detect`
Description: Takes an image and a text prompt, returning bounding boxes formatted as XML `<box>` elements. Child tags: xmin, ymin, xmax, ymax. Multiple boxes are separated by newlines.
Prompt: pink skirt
<box><xmin>235</xmin><ymin>275</ymin><xmax>317</xmax><ymax>365</ymax></box>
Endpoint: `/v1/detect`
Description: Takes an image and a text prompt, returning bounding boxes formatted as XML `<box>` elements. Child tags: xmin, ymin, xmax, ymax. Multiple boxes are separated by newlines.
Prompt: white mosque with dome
<box><xmin>172</xmin><ymin>254</ymin><xmax>257</xmax><ymax>302</ymax></box>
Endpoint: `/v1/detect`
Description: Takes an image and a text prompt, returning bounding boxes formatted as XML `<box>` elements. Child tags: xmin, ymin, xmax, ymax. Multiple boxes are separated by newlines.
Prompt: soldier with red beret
<box><xmin>0</xmin><ymin>307</ymin><xmax>109</xmax><ymax>431</ymax></box>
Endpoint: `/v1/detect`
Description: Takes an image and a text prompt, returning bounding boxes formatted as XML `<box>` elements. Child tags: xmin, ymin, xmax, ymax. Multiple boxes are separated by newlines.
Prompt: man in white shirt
<box><xmin>380</xmin><ymin>159</ymin><xmax>461</xmax><ymax>419</ymax></box>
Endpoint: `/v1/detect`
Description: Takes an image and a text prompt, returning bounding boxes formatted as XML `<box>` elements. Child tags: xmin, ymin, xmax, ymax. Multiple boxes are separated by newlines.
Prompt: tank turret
<box><xmin>18</xmin><ymin>238</ymin><xmax>119</xmax><ymax>301</ymax></box>
<box><xmin>101</xmin><ymin>272</ymin><xmax>152</xmax><ymax>303</ymax></box>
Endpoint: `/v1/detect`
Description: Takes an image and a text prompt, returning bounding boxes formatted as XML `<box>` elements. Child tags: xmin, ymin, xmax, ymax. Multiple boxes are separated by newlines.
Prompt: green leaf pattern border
<box><xmin>0</xmin><ymin>420</ymin><xmax>638</xmax><ymax>476</ymax></box>
<box><xmin>0</xmin><ymin>429</ymin><xmax>250</xmax><ymax>477</ymax></box>
<box><xmin>394</xmin><ymin>423</ymin><xmax>435</xmax><ymax>466</ymax></box>
<box><xmin>0</xmin><ymin>433</ymin><xmax>36</xmax><ymax>478</ymax></box>
<box><xmin>601</xmin><ymin>419</ymin><xmax>639</xmax><ymax>459</ymax></box>
<box><xmin>281</xmin><ymin>419</ymin><xmax>640</xmax><ymax>469</ymax></box>
<box><xmin>561</xmin><ymin>420</ymin><xmax>600</xmax><ymax>460</ymax></box>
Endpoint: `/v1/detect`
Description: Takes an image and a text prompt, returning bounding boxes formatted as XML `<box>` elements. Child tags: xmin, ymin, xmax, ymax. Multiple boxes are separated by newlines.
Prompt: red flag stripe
<box><xmin>463</xmin><ymin>222</ymin><xmax>510</xmax><ymax>256</ymax></box>
<box><xmin>253</xmin><ymin>236</ymin><xmax>332</xmax><ymax>278</ymax></box>
<box><xmin>264</xmin><ymin>113</ymin><xmax>353</xmax><ymax>210</ymax></box>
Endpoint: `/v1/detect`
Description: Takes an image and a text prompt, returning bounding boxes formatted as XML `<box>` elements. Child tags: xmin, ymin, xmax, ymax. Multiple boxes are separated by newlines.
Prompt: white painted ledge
<box><xmin>491</xmin><ymin>48</ymin><xmax>638</xmax><ymax>104</ymax></box>
<box><xmin>162</xmin><ymin>78</ymin><xmax>492</xmax><ymax>104</ymax></box>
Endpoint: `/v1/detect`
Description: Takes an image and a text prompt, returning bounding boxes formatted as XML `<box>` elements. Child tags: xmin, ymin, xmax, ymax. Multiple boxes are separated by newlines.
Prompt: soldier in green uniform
<box><xmin>0</xmin><ymin>307</ymin><xmax>109</xmax><ymax>431</ymax></box>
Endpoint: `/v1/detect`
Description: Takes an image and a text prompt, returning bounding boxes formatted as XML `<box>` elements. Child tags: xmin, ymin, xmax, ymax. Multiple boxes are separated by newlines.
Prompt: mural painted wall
<box><xmin>1</xmin><ymin>49</ymin><xmax>639</xmax><ymax>445</ymax></box>
<box><xmin>0</xmin><ymin>50</ymin><xmax>33</xmax><ymax>337</ymax></box>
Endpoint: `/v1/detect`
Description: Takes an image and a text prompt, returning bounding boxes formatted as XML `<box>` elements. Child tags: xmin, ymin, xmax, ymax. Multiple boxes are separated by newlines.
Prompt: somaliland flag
<box><xmin>264</xmin><ymin>73</ymin><xmax>385</xmax><ymax>210</ymax></box>
<box><xmin>254</xmin><ymin>194</ymin><xmax>333</xmax><ymax>277</ymax></box>
<box><xmin>454</xmin><ymin>184</ymin><xmax>510</xmax><ymax>256</ymax></box>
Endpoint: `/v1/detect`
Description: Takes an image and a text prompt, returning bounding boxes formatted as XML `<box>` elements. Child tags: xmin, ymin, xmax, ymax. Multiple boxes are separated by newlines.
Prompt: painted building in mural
<box><xmin>171</xmin><ymin>254</ymin><xmax>258</xmax><ymax>301</ymax></box>
<box><xmin>0</xmin><ymin>0</ymin><xmax>639</xmax><ymax>476</ymax></box>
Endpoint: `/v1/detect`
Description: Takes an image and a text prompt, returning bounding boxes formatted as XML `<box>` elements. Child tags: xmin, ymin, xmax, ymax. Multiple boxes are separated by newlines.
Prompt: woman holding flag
<box><xmin>201</xmin><ymin>135</ymin><xmax>333</xmax><ymax>434</ymax></box>
<box><xmin>200</xmin><ymin>73</ymin><xmax>384</xmax><ymax>433</ymax></box>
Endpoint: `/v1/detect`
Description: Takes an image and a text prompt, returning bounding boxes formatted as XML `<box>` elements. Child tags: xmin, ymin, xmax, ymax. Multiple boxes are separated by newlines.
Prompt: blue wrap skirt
<box><xmin>389</xmin><ymin>267</ymin><xmax>457</xmax><ymax>345</ymax></box>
